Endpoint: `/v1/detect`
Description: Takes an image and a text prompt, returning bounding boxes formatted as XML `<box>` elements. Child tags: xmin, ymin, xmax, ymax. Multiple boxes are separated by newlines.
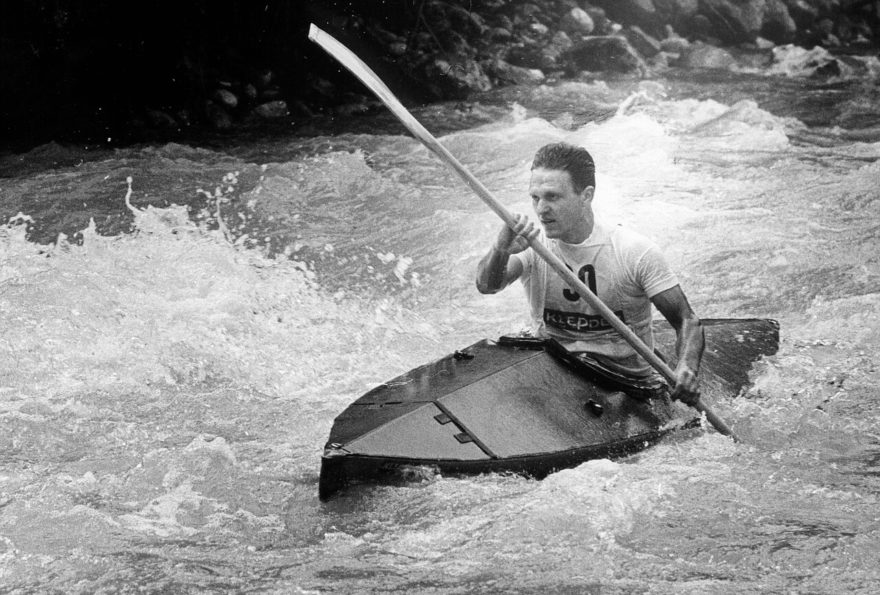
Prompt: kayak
<box><xmin>318</xmin><ymin>318</ymin><xmax>779</xmax><ymax>500</ymax></box>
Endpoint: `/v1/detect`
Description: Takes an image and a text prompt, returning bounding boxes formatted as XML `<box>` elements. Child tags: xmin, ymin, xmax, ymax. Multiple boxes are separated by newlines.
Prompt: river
<box><xmin>2</xmin><ymin>46</ymin><xmax>880</xmax><ymax>593</ymax></box>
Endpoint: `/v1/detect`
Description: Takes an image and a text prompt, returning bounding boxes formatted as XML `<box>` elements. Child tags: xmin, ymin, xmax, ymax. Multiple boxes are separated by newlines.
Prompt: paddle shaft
<box><xmin>308</xmin><ymin>24</ymin><xmax>738</xmax><ymax>441</ymax></box>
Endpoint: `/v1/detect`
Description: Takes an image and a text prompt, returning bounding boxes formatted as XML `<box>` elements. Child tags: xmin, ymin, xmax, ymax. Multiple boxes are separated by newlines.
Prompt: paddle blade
<box><xmin>308</xmin><ymin>24</ymin><xmax>434</xmax><ymax>146</ymax></box>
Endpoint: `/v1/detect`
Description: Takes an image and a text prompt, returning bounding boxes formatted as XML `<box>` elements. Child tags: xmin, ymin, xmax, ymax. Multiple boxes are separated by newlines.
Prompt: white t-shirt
<box><xmin>512</xmin><ymin>220</ymin><xmax>679</xmax><ymax>378</ymax></box>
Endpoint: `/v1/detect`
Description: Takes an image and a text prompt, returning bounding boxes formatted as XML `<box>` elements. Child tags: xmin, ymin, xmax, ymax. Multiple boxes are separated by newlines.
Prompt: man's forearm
<box><xmin>675</xmin><ymin>317</ymin><xmax>705</xmax><ymax>372</ymax></box>
<box><xmin>475</xmin><ymin>246</ymin><xmax>510</xmax><ymax>294</ymax></box>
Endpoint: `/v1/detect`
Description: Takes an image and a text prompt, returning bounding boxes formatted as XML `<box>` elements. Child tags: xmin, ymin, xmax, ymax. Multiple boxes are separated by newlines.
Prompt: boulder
<box><xmin>583</xmin><ymin>6</ymin><xmax>613</xmax><ymax>35</ymax></box>
<box><xmin>678</xmin><ymin>41</ymin><xmax>738</xmax><ymax>69</ymax></box>
<box><xmin>761</xmin><ymin>0</ymin><xmax>797</xmax><ymax>44</ymax></box>
<box><xmin>625</xmin><ymin>25</ymin><xmax>663</xmax><ymax>57</ymax></box>
<box><xmin>688</xmin><ymin>13</ymin><xmax>718</xmax><ymax>42</ymax></box>
<box><xmin>484</xmin><ymin>58</ymin><xmax>546</xmax><ymax>85</ymax></box>
<box><xmin>559</xmin><ymin>7</ymin><xmax>595</xmax><ymax>36</ymax></box>
<box><xmin>506</xmin><ymin>43</ymin><xmax>560</xmax><ymax>71</ymax></box>
<box><xmin>490</xmin><ymin>26</ymin><xmax>513</xmax><ymax>41</ymax></box>
<box><xmin>530</xmin><ymin>22</ymin><xmax>550</xmax><ymax>36</ymax></box>
<box><xmin>253</xmin><ymin>100</ymin><xmax>289</xmax><ymax>118</ymax></box>
<box><xmin>653</xmin><ymin>0</ymin><xmax>700</xmax><ymax>32</ymax></box>
<box><xmin>696</xmin><ymin>0</ymin><xmax>766</xmax><ymax>45</ymax></box>
<box><xmin>782</xmin><ymin>0</ymin><xmax>819</xmax><ymax>29</ymax></box>
<box><xmin>205</xmin><ymin>102</ymin><xmax>232</xmax><ymax>129</ymax></box>
<box><xmin>389</xmin><ymin>41</ymin><xmax>408</xmax><ymax>56</ymax></box>
<box><xmin>550</xmin><ymin>31</ymin><xmax>574</xmax><ymax>53</ymax></box>
<box><xmin>423</xmin><ymin>56</ymin><xmax>493</xmax><ymax>99</ymax></box>
<box><xmin>213</xmin><ymin>88</ymin><xmax>238</xmax><ymax>109</ymax></box>
<box><xmin>590</xmin><ymin>0</ymin><xmax>661</xmax><ymax>35</ymax></box>
<box><xmin>660</xmin><ymin>25</ymin><xmax>692</xmax><ymax>52</ymax></box>
<box><xmin>562</xmin><ymin>36</ymin><xmax>648</xmax><ymax>75</ymax></box>
<box><xmin>654</xmin><ymin>0</ymin><xmax>700</xmax><ymax>18</ymax></box>
<box><xmin>445</xmin><ymin>3</ymin><xmax>487</xmax><ymax>36</ymax></box>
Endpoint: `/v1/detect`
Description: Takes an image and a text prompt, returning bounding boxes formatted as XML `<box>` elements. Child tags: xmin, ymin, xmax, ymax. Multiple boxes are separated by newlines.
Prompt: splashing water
<box><xmin>1</xmin><ymin>63</ymin><xmax>880</xmax><ymax>593</ymax></box>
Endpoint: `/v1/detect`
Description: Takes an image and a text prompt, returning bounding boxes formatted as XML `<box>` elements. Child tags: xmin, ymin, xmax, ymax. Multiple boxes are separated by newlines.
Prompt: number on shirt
<box><xmin>563</xmin><ymin>264</ymin><xmax>597</xmax><ymax>301</ymax></box>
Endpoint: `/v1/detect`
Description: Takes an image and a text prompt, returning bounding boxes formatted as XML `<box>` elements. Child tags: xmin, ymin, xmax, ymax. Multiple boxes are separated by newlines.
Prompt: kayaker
<box><xmin>475</xmin><ymin>142</ymin><xmax>703</xmax><ymax>404</ymax></box>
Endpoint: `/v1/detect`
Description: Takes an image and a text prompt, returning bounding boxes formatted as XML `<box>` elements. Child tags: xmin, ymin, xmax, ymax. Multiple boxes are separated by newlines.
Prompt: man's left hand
<box><xmin>671</xmin><ymin>364</ymin><xmax>700</xmax><ymax>406</ymax></box>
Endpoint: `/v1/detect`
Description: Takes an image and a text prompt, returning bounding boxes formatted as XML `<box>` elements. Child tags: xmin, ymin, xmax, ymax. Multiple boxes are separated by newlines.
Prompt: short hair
<box><xmin>531</xmin><ymin>143</ymin><xmax>596</xmax><ymax>193</ymax></box>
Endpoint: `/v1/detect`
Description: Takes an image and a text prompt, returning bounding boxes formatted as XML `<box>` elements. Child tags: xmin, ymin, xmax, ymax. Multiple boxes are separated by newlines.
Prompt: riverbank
<box><xmin>1</xmin><ymin>0</ymin><xmax>877</xmax><ymax>152</ymax></box>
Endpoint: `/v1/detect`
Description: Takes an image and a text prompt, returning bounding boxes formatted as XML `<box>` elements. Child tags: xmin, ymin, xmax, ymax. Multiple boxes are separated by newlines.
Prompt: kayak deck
<box><xmin>319</xmin><ymin>318</ymin><xmax>779</xmax><ymax>500</ymax></box>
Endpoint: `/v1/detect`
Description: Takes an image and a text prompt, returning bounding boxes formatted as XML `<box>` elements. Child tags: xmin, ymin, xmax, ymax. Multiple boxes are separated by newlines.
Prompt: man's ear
<box><xmin>581</xmin><ymin>186</ymin><xmax>595</xmax><ymax>204</ymax></box>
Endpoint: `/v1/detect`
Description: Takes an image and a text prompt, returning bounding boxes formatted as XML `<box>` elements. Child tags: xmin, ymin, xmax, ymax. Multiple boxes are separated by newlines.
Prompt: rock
<box><xmin>589</xmin><ymin>0</ymin><xmax>661</xmax><ymax>36</ymax></box>
<box><xmin>530</xmin><ymin>22</ymin><xmax>550</xmax><ymax>36</ymax></box>
<box><xmin>782</xmin><ymin>0</ymin><xmax>818</xmax><ymax>29</ymax></box>
<box><xmin>205</xmin><ymin>102</ymin><xmax>232</xmax><ymax>129</ymax></box>
<box><xmin>484</xmin><ymin>58</ymin><xmax>546</xmax><ymax>85</ymax></box>
<box><xmin>678</xmin><ymin>41</ymin><xmax>738</xmax><ymax>69</ymax></box>
<box><xmin>648</xmin><ymin>51</ymin><xmax>671</xmax><ymax>70</ymax></box>
<box><xmin>445</xmin><ymin>3</ymin><xmax>487</xmax><ymax>35</ymax></box>
<box><xmin>506</xmin><ymin>43</ymin><xmax>559</xmax><ymax>71</ymax></box>
<box><xmin>253</xmin><ymin>100</ymin><xmax>288</xmax><ymax>118</ymax></box>
<box><xmin>755</xmin><ymin>36</ymin><xmax>776</xmax><ymax>50</ymax></box>
<box><xmin>625</xmin><ymin>25</ymin><xmax>663</xmax><ymax>57</ymax></box>
<box><xmin>688</xmin><ymin>13</ymin><xmax>719</xmax><ymax>43</ymax></box>
<box><xmin>583</xmin><ymin>6</ymin><xmax>613</xmax><ymax>34</ymax></box>
<box><xmin>559</xmin><ymin>7</ymin><xmax>595</xmax><ymax>36</ymax></box>
<box><xmin>654</xmin><ymin>0</ymin><xmax>700</xmax><ymax>23</ymax></box>
<box><xmin>563</xmin><ymin>36</ymin><xmax>648</xmax><ymax>75</ymax></box>
<box><xmin>213</xmin><ymin>88</ymin><xmax>238</xmax><ymax>109</ymax></box>
<box><xmin>389</xmin><ymin>41</ymin><xmax>408</xmax><ymax>56</ymax></box>
<box><xmin>145</xmin><ymin>109</ymin><xmax>177</xmax><ymax>129</ymax></box>
<box><xmin>492</xmin><ymin>14</ymin><xmax>514</xmax><ymax>33</ymax></box>
<box><xmin>696</xmin><ymin>0</ymin><xmax>765</xmax><ymax>45</ymax></box>
<box><xmin>518</xmin><ymin>3</ymin><xmax>543</xmax><ymax>20</ymax></box>
<box><xmin>372</xmin><ymin>25</ymin><xmax>404</xmax><ymax>46</ymax></box>
<box><xmin>490</xmin><ymin>26</ymin><xmax>513</xmax><ymax>40</ymax></box>
<box><xmin>660</xmin><ymin>25</ymin><xmax>692</xmax><ymax>52</ymax></box>
<box><xmin>761</xmin><ymin>0</ymin><xmax>797</xmax><ymax>44</ymax></box>
<box><xmin>311</xmin><ymin>78</ymin><xmax>336</xmax><ymax>100</ymax></box>
<box><xmin>244</xmin><ymin>84</ymin><xmax>258</xmax><ymax>100</ymax></box>
<box><xmin>424</xmin><ymin>56</ymin><xmax>492</xmax><ymax>99</ymax></box>
<box><xmin>550</xmin><ymin>31</ymin><xmax>574</xmax><ymax>53</ymax></box>
<box><xmin>822</xmin><ymin>32</ymin><xmax>842</xmax><ymax>47</ymax></box>
<box><xmin>813</xmin><ymin>58</ymin><xmax>842</xmax><ymax>76</ymax></box>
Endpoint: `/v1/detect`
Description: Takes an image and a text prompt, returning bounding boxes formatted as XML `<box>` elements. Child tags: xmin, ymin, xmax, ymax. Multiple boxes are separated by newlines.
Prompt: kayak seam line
<box><xmin>433</xmin><ymin>400</ymin><xmax>498</xmax><ymax>459</ymax></box>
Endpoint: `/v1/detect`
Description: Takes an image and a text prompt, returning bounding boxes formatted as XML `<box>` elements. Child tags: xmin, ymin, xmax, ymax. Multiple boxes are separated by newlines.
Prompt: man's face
<box><xmin>529</xmin><ymin>167</ymin><xmax>593</xmax><ymax>243</ymax></box>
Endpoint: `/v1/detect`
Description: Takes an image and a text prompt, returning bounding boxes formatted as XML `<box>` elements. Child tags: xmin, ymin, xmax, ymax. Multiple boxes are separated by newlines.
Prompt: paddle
<box><xmin>308</xmin><ymin>24</ymin><xmax>739</xmax><ymax>442</ymax></box>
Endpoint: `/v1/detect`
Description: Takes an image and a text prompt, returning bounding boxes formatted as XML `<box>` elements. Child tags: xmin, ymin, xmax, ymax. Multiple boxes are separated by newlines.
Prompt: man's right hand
<box><xmin>496</xmin><ymin>214</ymin><xmax>538</xmax><ymax>255</ymax></box>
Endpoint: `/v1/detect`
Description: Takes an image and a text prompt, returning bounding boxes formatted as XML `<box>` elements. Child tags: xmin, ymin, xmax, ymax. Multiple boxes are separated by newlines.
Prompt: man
<box><xmin>475</xmin><ymin>142</ymin><xmax>703</xmax><ymax>404</ymax></box>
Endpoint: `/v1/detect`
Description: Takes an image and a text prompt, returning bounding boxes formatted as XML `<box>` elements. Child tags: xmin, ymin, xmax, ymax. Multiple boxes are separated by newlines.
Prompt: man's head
<box><xmin>529</xmin><ymin>143</ymin><xmax>596</xmax><ymax>243</ymax></box>
<box><xmin>531</xmin><ymin>142</ymin><xmax>595</xmax><ymax>194</ymax></box>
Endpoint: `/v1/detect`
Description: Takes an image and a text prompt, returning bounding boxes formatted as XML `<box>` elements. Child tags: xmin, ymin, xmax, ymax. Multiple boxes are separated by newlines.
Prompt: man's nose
<box><xmin>535</xmin><ymin>199</ymin><xmax>549</xmax><ymax>214</ymax></box>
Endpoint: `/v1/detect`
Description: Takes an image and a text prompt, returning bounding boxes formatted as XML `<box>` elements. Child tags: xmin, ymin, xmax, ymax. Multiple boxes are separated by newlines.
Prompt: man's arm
<box><xmin>650</xmin><ymin>285</ymin><xmax>704</xmax><ymax>403</ymax></box>
<box><xmin>475</xmin><ymin>214</ymin><xmax>536</xmax><ymax>294</ymax></box>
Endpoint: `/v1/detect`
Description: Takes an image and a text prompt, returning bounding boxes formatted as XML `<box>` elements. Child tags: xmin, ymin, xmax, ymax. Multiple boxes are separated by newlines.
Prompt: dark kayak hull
<box><xmin>319</xmin><ymin>318</ymin><xmax>779</xmax><ymax>500</ymax></box>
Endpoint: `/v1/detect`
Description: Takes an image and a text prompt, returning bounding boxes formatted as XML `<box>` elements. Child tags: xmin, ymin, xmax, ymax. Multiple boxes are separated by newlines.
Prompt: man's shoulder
<box><xmin>603</xmin><ymin>222</ymin><xmax>658</xmax><ymax>252</ymax></box>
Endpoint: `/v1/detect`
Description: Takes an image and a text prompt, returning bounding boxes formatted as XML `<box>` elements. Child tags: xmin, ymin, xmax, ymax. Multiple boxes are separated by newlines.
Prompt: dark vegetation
<box><xmin>1</xmin><ymin>0</ymin><xmax>877</xmax><ymax>151</ymax></box>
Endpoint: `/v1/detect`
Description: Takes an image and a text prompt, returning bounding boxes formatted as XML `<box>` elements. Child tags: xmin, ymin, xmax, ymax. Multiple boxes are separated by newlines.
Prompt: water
<box><xmin>2</xmin><ymin>49</ymin><xmax>880</xmax><ymax>593</ymax></box>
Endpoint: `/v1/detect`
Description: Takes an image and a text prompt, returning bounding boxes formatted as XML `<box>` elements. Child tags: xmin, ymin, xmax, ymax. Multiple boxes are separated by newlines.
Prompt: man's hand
<box><xmin>670</xmin><ymin>362</ymin><xmax>700</xmax><ymax>406</ymax></box>
<box><xmin>495</xmin><ymin>214</ymin><xmax>538</xmax><ymax>255</ymax></box>
<box><xmin>476</xmin><ymin>213</ymin><xmax>537</xmax><ymax>294</ymax></box>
